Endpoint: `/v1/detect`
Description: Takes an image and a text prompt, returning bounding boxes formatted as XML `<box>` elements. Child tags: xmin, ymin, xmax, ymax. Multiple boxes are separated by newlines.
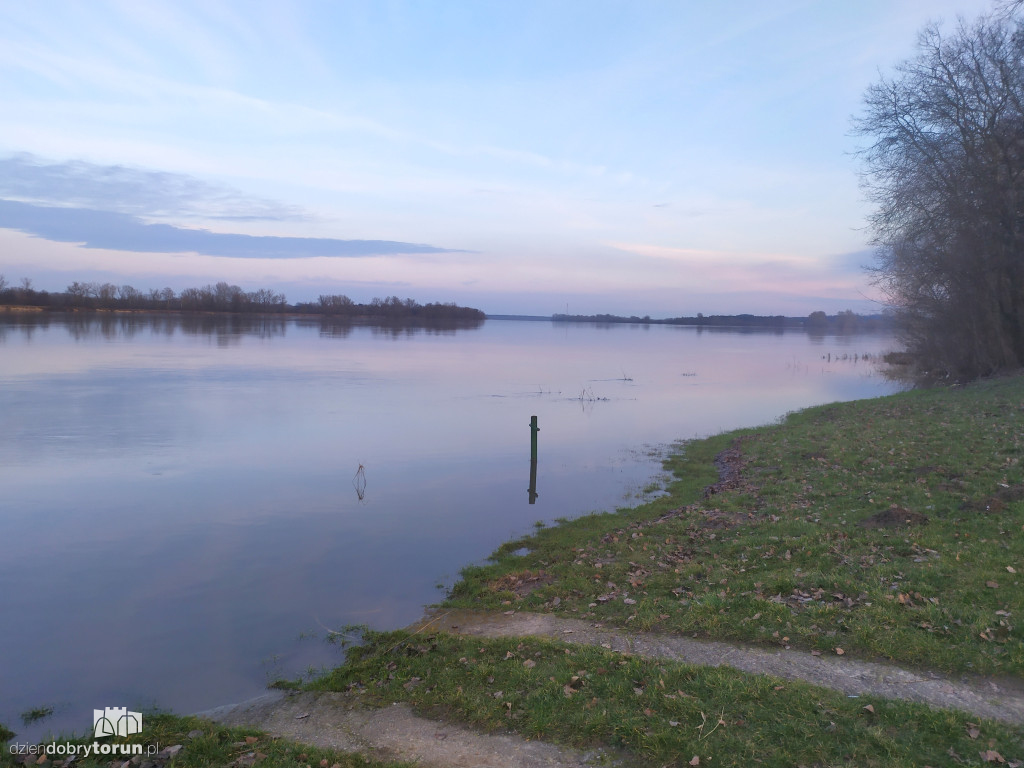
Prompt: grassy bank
<box><xmin>313</xmin><ymin>630</ymin><xmax>1022</xmax><ymax>767</ymax></box>
<box><xmin>450</xmin><ymin>373</ymin><xmax>1024</xmax><ymax>676</ymax></box>
<box><xmin>309</xmin><ymin>374</ymin><xmax>1024</xmax><ymax>765</ymax></box>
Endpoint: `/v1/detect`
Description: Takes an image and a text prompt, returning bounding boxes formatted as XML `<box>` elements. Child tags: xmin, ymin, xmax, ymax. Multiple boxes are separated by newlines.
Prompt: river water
<box><xmin>0</xmin><ymin>313</ymin><xmax>902</xmax><ymax>741</ymax></box>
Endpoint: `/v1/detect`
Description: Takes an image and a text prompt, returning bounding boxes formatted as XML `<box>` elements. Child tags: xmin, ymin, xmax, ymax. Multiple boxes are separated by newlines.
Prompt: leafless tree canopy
<box><xmin>855</xmin><ymin>10</ymin><xmax>1024</xmax><ymax>379</ymax></box>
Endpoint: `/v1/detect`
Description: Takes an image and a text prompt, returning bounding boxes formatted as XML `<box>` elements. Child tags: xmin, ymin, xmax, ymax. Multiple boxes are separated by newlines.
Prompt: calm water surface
<box><xmin>1</xmin><ymin>314</ymin><xmax>902</xmax><ymax>740</ymax></box>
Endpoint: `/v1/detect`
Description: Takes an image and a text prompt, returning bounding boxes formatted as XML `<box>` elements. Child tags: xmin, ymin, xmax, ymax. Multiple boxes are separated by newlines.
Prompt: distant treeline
<box><xmin>0</xmin><ymin>275</ymin><xmax>485</xmax><ymax>321</ymax></box>
<box><xmin>551</xmin><ymin>309</ymin><xmax>890</xmax><ymax>332</ymax></box>
<box><xmin>300</xmin><ymin>293</ymin><xmax>485</xmax><ymax>322</ymax></box>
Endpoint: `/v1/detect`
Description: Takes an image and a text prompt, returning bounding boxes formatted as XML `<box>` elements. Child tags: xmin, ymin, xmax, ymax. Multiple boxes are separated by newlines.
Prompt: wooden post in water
<box><xmin>528</xmin><ymin>415</ymin><xmax>539</xmax><ymax>504</ymax></box>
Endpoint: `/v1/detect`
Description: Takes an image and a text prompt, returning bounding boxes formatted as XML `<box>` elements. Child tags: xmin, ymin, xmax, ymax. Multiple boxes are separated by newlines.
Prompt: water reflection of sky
<box><xmin>0</xmin><ymin>315</ymin><xmax>903</xmax><ymax>742</ymax></box>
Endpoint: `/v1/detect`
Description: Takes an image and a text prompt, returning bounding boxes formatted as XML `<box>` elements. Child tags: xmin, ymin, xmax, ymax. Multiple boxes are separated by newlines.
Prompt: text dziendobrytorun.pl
<box><xmin>8</xmin><ymin>742</ymin><xmax>160</xmax><ymax>758</ymax></box>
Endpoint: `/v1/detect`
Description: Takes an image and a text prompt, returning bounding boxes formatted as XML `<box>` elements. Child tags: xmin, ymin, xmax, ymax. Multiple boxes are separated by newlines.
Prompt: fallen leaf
<box><xmin>689</xmin><ymin>757</ymin><xmax>700</xmax><ymax>766</ymax></box>
<box><xmin>967</xmin><ymin>724</ymin><xmax>980</xmax><ymax>740</ymax></box>
<box><xmin>979</xmin><ymin>749</ymin><xmax>1005</xmax><ymax>763</ymax></box>
<box><xmin>863</xmin><ymin>704</ymin><xmax>875</xmax><ymax>714</ymax></box>
<box><xmin>986</xmin><ymin>581</ymin><xmax>1000</xmax><ymax>589</ymax></box>
<box><xmin>522</xmin><ymin>659</ymin><xmax>536</xmax><ymax>669</ymax></box>
<box><xmin>835</xmin><ymin>647</ymin><xmax>845</xmax><ymax>655</ymax></box>
<box><xmin>1007</xmin><ymin>566</ymin><xmax>1017</xmax><ymax>574</ymax></box>
<box><xmin>811</xmin><ymin>650</ymin><xmax>822</xmax><ymax>656</ymax></box>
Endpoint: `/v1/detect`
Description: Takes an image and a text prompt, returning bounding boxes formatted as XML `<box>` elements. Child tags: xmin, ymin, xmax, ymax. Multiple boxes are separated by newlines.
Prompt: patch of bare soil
<box><xmin>703</xmin><ymin>440</ymin><xmax>748</xmax><ymax>499</ymax></box>
<box><xmin>200</xmin><ymin>690</ymin><xmax>621</xmax><ymax>768</ymax></box>
<box><xmin>645</xmin><ymin>440</ymin><xmax>760</xmax><ymax>532</ymax></box>
<box><xmin>962</xmin><ymin>483</ymin><xmax>1024</xmax><ymax>514</ymax></box>
<box><xmin>411</xmin><ymin>610</ymin><xmax>1024</xmax><ymax>725</ymax></box>
<box><xmin>857</xmin><ymin>504</ymin><xmax>930</xmax><ymax>529</ymax></box>
<box><xmin>488</xmin><ymin>569</ymin><xmax>554</xmax><ymax>597</ymax></box>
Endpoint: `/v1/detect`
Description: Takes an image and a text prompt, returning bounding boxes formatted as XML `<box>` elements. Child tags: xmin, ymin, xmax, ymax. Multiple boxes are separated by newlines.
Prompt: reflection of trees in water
<box><xmin>1</xmin><ymin>312</ymin><xmax>485</xmax><ymax>345</ymax></box>
<box><xmin>176</xmin><ymin>314</ymin><xmax>287</xmax><ymax>345</ymax></box>
<box><xmin>0</xmin><ymin>312</ymin><xmax>288</xmax><ymax>344</ymax></box>
<box><xmin>365</xmin><ymin>318</ymin><xmax>484</xmax><ymax>338</ymax></box>
<box><xmin>293</xmin><ymin>316</ymin><xmax>485</xmax><ymax>340</ymax></box>
<box><xmin>0</xmin><ymin>312</ymin><xmax>50</xmax><ymax>341</ymax></box>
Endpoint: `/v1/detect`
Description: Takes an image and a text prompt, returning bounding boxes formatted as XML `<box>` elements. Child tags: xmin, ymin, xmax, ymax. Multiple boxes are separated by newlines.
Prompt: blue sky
<box><xmin>0</xmin><ymin>0</ymin><xmax>998</xmax><ymax>316</ymax></box>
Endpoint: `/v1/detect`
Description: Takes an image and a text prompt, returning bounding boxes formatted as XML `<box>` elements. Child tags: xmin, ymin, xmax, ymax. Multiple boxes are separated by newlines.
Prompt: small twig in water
<box><xmin>353</xmin><ymin>463</ymin><xmax>367</xmax><ymax>500</ymax></box>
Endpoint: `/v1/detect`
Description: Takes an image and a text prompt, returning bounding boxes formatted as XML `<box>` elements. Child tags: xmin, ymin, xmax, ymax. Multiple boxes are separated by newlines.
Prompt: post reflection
<box><xmin>528</xmin><ymin>415</ymin><xmax>539</xmax><ymax>504</ymax></box>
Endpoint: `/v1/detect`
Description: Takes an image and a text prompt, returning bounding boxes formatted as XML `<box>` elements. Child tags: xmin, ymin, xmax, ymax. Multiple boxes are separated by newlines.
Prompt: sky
<box><xmin>0</xmin><ymin>0</ymin><xmax>1001</xmax><ymax>317</ymax></box>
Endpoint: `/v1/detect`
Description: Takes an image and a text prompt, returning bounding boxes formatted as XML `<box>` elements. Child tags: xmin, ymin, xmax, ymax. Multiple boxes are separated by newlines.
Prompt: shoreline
<box><xmin>7</xmin><ymin>368</ymin><xmax>1023</xmax><ymax>765</ymax></box>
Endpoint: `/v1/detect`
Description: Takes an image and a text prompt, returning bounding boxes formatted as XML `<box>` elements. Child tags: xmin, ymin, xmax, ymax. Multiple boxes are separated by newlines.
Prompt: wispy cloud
<box><xmin>0</xmin><ymin>153</ymin><xmax>305</xmax><ymax>221</ymax></box>
<box><xmin>0</xmin><ymin>200</ymin><xmax>465</xmax><ymax>259</ymax></box>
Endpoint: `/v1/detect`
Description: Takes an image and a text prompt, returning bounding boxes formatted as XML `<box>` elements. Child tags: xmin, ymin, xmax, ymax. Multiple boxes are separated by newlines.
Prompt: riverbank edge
<box><xmin>5</xmin><ymin>373</ymin><xmax>1024</xmax><ymax>766</ymax></box>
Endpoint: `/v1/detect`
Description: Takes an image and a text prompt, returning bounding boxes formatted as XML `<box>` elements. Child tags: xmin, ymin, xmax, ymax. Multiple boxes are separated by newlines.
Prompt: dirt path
<box><xmin>200</xmin><ymin>691</ymin><xmax>621</xmax><ymax>768</ymax></box>
<box><xmin>202</xmin><ymin>608</ymin><xmax>1023</xmax><ymax>768</ymax></box>
<box><xmin>411</xmin><ymin>609</ymin><xmax>1024</xmax><ymax>725</ymax></box>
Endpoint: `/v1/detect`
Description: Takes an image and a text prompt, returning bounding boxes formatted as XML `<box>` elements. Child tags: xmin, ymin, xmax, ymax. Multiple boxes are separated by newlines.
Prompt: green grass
<box><xmin>1</xmin><ymin>714</ymin><xmax>413</xmax><ymax>768</ymax></box>
<box><xmin>311</xmin><ymin>629</ymin><xmax>1024</xmax><ymax>767</ymax></box>
<box><xmin>447</xmin><ymin>374</ymin><xmax>1024</xmax><ymax>676</ymax></box>
<box><xmin>19</xmin><ymin>708</ymin><xmax>53</xmax><ymax>726</ymax></box>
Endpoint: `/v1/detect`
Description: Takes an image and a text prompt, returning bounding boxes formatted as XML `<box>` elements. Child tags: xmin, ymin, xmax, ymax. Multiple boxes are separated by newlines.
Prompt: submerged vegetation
<box><xmin>18</xmin><ymin>708</ymin><xmax>52</xmax><ymax>726</ymax></box>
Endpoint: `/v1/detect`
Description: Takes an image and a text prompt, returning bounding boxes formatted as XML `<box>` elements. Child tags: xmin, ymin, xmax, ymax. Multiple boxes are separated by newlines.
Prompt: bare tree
<box><xmin>854</xmin><ymin>10</ymin><xmax>1024</xmax><ymax>379</ymax></box>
